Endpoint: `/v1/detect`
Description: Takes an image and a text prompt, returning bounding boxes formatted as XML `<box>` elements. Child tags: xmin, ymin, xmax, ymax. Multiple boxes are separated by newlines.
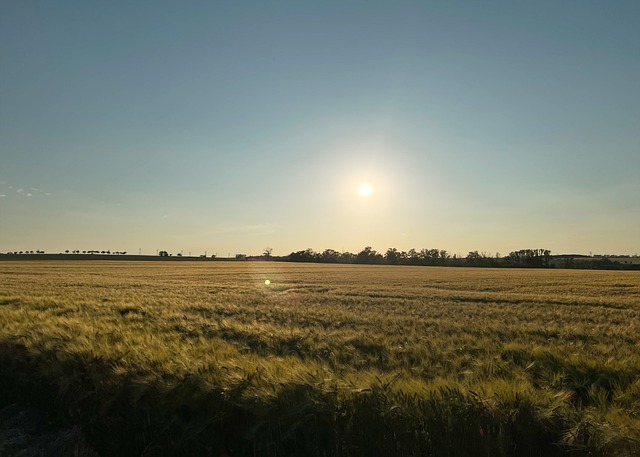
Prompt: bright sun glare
<box><xmin>358</xmin><ymin>183</ymin><xmax>372</xmax><ymax>197</ymax></box>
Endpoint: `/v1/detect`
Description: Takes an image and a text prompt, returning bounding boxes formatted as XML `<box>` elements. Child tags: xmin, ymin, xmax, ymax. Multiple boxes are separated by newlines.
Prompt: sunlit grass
<box><xmin>1</xmin><ymin>261</ymin><xmax>639</xmax><ymax>456</ymax></box>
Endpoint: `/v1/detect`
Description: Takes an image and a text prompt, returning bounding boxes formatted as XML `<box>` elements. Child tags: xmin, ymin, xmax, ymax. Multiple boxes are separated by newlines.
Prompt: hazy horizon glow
<box><xmin>1</xmin><ymin>2</ymin><xmax>639</xmax><ymax>257</ymax></box>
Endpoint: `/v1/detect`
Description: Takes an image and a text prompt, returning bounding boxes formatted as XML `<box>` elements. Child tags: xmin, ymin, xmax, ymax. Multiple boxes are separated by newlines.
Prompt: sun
<box><xmin>358</xmin><ymin>183</ymin><xmax>372</xmax><ymax>197</ymax></box>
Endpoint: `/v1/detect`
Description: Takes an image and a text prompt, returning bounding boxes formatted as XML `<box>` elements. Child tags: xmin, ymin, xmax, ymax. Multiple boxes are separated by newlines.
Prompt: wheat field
<box><xmin>1</xmin><ymin>261</ymin><xmax>639</xmax><ymax>456</ymax></box>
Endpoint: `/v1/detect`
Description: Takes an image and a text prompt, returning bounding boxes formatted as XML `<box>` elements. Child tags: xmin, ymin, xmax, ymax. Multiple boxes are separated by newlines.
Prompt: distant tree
<box><xmin>357</xmin><ymin>246</ymin><xmax>383</xmax><ymax>264</ymax></box>
<box><xmin>418</xmin><ymin>248</ymin><xmax>439</xmax><ymax>265</ymax></box>
<box><xmin>438</xmin><ymin>250</ymin><xmax>450</xmax><ymax>265</ymax></box>
<box><xmin>385</xmin><ymin>248</ymin><xmax>400</xmax><ymax>265</ymax></box>
<box><xmin>406</xmin><ymin>248</ymin><xmax>421</xmax><ymax>265</ymax></box>
<box><xmin>321</xmin><ymin>249</ymin><xmax>341</xmax><ymax>263</ymax></box>
<box><xmin>288</xmin><ymin>248</ymin><xmax>317</xmax><ymax>262</ymax></box>
<box><xmin>466</xmin><ymin>251</ymin><xmax>483</xmax><ymax>266</ymax></box>
<box><xmin>506</xmin><ymin>249</ymin><xmax>551</xmax><ymax>267</ymax></box>
<box><xmin>339</xmin><ymin>251</ymin><xmax>355</xmax><ymax>263</ymax></box>
<box><xmin>263</xmin><ymin>247</ymin><xmax>273</xmax><ymax>259</ymax></box>
<box><xmin>541</xmin><ymin>249</ymin><xmax>551</xmax><ymax>267</ymax></box>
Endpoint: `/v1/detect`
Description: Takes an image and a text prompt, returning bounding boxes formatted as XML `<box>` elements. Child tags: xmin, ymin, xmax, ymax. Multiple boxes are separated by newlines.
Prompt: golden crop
<box><xmin>1</xmin><ymin>261</ymin><xmax>639</xmax><ymax>456</ymax></box>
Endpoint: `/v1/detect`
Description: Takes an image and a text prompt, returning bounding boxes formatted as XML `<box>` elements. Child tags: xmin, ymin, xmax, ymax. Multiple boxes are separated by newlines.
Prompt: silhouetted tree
<box><xmin>321</xmin><ymin>249</ymin><xmax>341</xmax><ymax>263</ymax></box>
<box><xmin>282</xmin><ymin>246</ymin><xmax>554</xmax><ymax>269</ymax></box>
<box><xmin>288</xmin><ymin>248</ymin><xmax>317</xmax><ymax>262</ymax></box>
<box><xmin>466</xmin><ymin>251</ymin><xmax>483</xmax><ymax>266</ymax></box>
<box><xmin>385</xmin><ymin>248</ymin><xmax>400</xmax><ymax>265</ymax></box>
<box><xmin>506</xmin><ymin>249</ymin><xmax>551</xmax><ymax>267</ymax></box>
<box><xmin>357</xmin><ymin>246</ymin><xmax>383</xmax><ymax>264</ymax></box>
<box><xmin>406</xmin><ymin>248</ymin><xmax>421</xmax><ymax>265</ymax></box>
<box><xmin>339</xmin><ymin>251</ymin><xmax>355</xmax><ymax>263</ymax></box>
<box><xmin>420</xmin><ymin>249</ymin><xmax>440</xmax><ymax>265</ymax></box>
<box><xmin>439</xmin><ymin>250</ymin><xmax>450</xmax><ymax>265</ymax></box>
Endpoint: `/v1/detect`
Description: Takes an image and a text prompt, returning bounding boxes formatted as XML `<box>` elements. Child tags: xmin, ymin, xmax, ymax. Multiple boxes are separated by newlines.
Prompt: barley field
<box><xmin>1</xmin><ymin>261</ymin><xmax>639</xmax><ymax>456</ymax></box>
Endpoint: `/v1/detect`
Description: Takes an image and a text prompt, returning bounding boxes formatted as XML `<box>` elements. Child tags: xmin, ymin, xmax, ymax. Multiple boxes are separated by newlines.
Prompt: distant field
<box><xmin>1</xmin><ymin>261</ymin><xmax>639</xmax><ymax>456</ymax></box>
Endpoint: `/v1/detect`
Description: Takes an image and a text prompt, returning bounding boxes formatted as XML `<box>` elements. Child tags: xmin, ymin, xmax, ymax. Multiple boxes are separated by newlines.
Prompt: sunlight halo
<box><xmin>358</xmin><ymin>183</ymin><xmax>372</xmax><ymax>197</ymax></box>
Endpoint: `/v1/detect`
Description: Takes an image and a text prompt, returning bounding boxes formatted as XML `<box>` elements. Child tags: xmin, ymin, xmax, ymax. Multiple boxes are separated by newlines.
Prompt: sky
<box><xmin>1</xmin><ymin>1</ymin><xmax>639</xmax><ymax>257</ymax></box>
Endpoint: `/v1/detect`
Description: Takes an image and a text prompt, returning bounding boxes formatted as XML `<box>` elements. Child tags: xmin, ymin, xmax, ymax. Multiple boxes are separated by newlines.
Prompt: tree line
<box><xmin>4</xmin><ymin>250</ymin><xmax>127</xmax><ymax>255</ymax></box>
<box><xmin>285</xmin><ymin>247</ymin><xmax>552</xmax><ymax>268</ymax></box>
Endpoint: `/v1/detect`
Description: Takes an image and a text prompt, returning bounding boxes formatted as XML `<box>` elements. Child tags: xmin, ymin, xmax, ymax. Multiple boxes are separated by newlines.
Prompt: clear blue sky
<box><xmin>1</xmin><ymin>1</ymin><xmax>638</xmax><ymax>256</ymax></box>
